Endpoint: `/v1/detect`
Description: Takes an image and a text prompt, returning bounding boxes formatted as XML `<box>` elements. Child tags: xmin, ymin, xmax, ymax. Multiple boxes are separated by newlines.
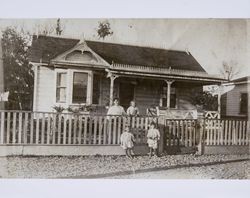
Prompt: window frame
<box><xmin>92</xmin><ymin>72</ymin><xmax>102</xmax><ymax>105</ymax></box>
<box><xmin>160</xmin><ymin>86</ymin><xmax>177</xmax><ymax>109</ymax></box>
<box><xmin>69</xmin><ymin>69</ymin><xmax>93</xmax><ymax>106</ymax></box>
<box><xmin>55</xmin><ymin>69</ymin><xmax>68</xmax><ymax>104</ymax></box>
<box><xmin>239</xmin><ymin>92</ymin><xmax>248</xmax><ymax>115</ymax></box>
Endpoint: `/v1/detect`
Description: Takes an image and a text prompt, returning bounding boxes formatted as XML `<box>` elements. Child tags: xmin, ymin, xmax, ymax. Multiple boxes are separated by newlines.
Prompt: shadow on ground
<box><xmin>62</xmin><ymin>158</ymin><xmax>249</xmax><ymax>179</ymax></box>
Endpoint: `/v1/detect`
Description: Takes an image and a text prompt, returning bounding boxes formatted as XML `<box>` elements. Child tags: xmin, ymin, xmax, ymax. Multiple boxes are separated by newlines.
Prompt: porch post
<box><xmin>107</xmin><ymin>72</ymin><xmax>119</xmax><ymax>106</ymax></box>
<box><xmin>0</xmin><ymin>40</ymin><xmax>4</xmax><ymax>110</ymax></box>
<box><xmin>164</xmin><ymin>80</ymin><xmax>174</xmax><ymax>109</ymax></box>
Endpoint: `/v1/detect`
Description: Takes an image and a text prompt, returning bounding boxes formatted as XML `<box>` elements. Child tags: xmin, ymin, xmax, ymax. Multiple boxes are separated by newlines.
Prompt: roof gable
<box><xmin>51</xmin><ymin>41</ymin><xmax>110</xmax><ymax>67</ymax></box>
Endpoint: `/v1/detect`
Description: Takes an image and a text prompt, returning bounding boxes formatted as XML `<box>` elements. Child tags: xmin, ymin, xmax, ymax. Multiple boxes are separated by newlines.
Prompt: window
<box><xmin>72</xmin><ymin>72</ymin><xmax>88</xmax><ymax>103</ymax></box>
<box><xmin>56</xmin><ymin>72</ymin><xmax>67</xmax><ymax>103</ymax></box>
<box><xmin>92</xmin><ymin>74</ymin><xmax>101</xmax><ymax>104</ymax></box>
<box><xmin>240</xmin><ymin>93</ymin><xmax>248</xmax><ymax>115</ymax></box>
<box><xmin>161</xmin><ymin>87</ymin><xmax>176</xmax><ymax>108</ymax></box>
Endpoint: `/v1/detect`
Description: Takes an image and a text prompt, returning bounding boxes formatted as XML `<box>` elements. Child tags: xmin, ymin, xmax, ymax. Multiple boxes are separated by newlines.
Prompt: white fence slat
<box><xmin>78</xmin><ymin>116</ymin><xmax>83</xmax><ymax>144</ymax></box>
<box><xmin>35</xmin><ymin>113</ymin><xmax>40</xmax><ymax>144</ymax></box>
<box><xmin>98</xmin><ymin>116</ymin><xmax>103</xmax><ymax>145</ymax></box>
<box><xmin>63</xmin><ymin>116</ymin><xmax>67</xmax><ymax>145</ymax></box>
<box><xmin>117</xmin><ymin>117</ymin><xmax>121</xmax><ymax>144</ymax></box>
<box><xmin>23</xmin><ymin>112</ymin><xmax>28</xmax><ymax>144</ymax></box>
<box><xmin>93</xmin><ymin>117</ymin><xmax>98</xmax><ymax>144</ymax></box>
<box><xmin>0</xmin><ymin>112</ymin><xmax>5</xmax><ymax>144</ymax></box>
<box><xmin>228</xmin><ymin>120</ymin><xmax>232</xmax><ymax>145</ymax></box>
<box><xmin>12</xmin><ymin>112</ymin><xmax>17</xmax><ymax>144</ymax></box>
<box><xmin>58</xmin><ymin>114</ymin><xmax>62</xmax><ymax>144</ymax></box>
<box><xmin>83</xmin><ymin>116</ymin><xmax>87</xmax><ymax>144</ymax></box>
<box><xmin>6</xmin><ymin>112</ymin><xmax>11</xmax><ymax>144</ymax></box>
<box><xmin>30</xmin><ymin>113</ymin><xmax>34</xmax><ymax>144</ymax></box>
<box><xmin>47</xmin><ymin>114</ymin><xmax>51</xmax><ymax>144</ymax></box>
<box><xmin>18</xmin><ymin>112</ymin><xmax>23</xmax><ymax>144</ymax></box>
<box><xmin>41</xmin><ymin>113</ymin><xmax>45</xmax><ymax>144</ymax></box>
<box><xmin>68</xmin><ymin>115</ymin><xmax>72</xmax><ymax>144</ymax></box>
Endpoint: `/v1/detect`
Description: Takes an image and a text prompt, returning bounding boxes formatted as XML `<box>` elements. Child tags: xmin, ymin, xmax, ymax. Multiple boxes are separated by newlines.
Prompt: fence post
<box><xmin>158</xmin><ymin>116</ymin><xmax>165</xmax><ymax>154</ymax></box>
<box><xmin>196</xmin><ymin>118</ymin><xmax>205</xmax><ymax>155</ymax></box>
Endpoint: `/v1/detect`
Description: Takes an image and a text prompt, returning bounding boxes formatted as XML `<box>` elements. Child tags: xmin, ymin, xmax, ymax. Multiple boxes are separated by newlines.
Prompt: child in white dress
<box><xmin>147</xmin><ymin>122</ymin><xmax>160</xmax><ymax>157</ymax></box>
<box><xmin>120</xmin><ymin>125</ymin><xmax>135</xmax><ymax>159</ymax></box>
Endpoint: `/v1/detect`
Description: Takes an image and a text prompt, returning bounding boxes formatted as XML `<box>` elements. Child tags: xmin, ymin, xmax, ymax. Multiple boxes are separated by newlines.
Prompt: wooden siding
<box><xmin>35</xmin><ymin>66</ymin><xmax>55</xmax><ymax>112</ymax></box>
<box><xmin>225</xmin><ymin>83</ymin><xmax>248</xmax><ymax>117</ymax></box>
<box><xmin>99</xmin><ymin>77</ymin><xmax>119</xmax><ymax>107</ymax></box>
<box><xmin>34</xmin><ymin>66</ymin><xmax>201</xmax><ymax>114</ymax></box>
<box><xmin>134</xmin><ymin>81</ymin><xmax>161</xmax><ymax>115</ymax></box>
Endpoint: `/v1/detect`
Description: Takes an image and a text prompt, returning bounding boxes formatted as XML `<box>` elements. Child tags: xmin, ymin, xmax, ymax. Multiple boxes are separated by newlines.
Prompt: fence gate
<box><xmin>163</xmin><ymin>119</ymin><xmax>198</xmax><ymax>154</ymax></box>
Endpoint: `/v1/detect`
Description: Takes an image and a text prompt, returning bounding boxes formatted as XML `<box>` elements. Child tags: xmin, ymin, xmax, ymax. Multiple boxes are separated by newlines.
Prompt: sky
<box><xmin>0</xmin><ymin>18</ymin><xmax>249</xmax><ymax>78</ymax></box>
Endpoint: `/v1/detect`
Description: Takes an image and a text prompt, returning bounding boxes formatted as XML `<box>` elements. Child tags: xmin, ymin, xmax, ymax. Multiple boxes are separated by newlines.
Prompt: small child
<box><xmin>147</xmin><ymin>122</ymin><xmax>160</xmax><ymax>157</ymax></box>
<box><xmin>120</xmin><ymin>125</ymin><xmax>135</xmax><ymax>159</ymax></box>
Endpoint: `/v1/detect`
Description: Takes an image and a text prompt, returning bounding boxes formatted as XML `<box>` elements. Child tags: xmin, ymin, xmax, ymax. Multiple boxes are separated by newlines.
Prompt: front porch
<box><xmin>103</xmin><ymin>63</ymin><xmax>224</xmax><ymax>118</ymax></box>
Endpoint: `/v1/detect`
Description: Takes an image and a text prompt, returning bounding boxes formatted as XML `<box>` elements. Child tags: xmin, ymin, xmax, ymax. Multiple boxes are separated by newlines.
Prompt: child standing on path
<box><xmin>147</xmin><ymin>122</ymin><xmax>160</xmax><ymax>157</ymax></box>
<box><xmin>120</xmin><ymin>125</ymin><xmax>135</xmax><ymax>159</ymax></box>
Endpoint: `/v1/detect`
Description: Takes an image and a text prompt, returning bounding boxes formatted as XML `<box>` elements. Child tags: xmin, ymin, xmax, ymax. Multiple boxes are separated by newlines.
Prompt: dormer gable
<box><xmin>51</xmin><ymin>40</ymin><xmax>110</xmax><ymax>67</ymax></box>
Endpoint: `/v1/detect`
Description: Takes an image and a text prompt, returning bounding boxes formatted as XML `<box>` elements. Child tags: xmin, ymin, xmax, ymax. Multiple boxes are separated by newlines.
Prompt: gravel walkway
<box><xmin>0</xmin><ymin>154</ymin><xmax>249</xmax><ymax>179</ymax></box>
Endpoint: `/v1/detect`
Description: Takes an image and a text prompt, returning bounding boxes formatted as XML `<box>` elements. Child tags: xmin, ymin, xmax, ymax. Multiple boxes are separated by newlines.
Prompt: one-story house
<box><xmin>29</xmin><ymin>35</ymin><xmax>226</xmax><ymax>117</ymax></box>
<box><xmin>221</xmin><ymin>76</ymin><xmax>249</xmax><ymax>119</ymax></box>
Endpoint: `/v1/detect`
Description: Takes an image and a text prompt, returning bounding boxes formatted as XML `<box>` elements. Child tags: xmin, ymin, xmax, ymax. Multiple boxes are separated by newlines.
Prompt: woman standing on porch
<box><xmin>107</xmin><ymin>98</ymin><xmax>126</xmax><ymax>116</ymax></box>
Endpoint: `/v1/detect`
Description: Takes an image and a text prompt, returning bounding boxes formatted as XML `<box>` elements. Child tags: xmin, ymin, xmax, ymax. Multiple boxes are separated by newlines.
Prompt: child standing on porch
<box><xmin>147</xmin><ymin>122</ymin><xmax>160</xmax><ymax>157</ymax></box>
<box><xmin>120</xmin><ymin>125</ymin><xmax>135</xmax><ymax>159</ymax></box>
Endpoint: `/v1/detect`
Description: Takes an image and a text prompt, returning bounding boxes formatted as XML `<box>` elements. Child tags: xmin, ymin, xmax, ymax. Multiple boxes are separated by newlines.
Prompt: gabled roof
<box><xmin>29</xmin><ymin>35</ymin><xmax>79</xmax><ymax>64</ymax></box>
<box><xmin>29</xmin><ymin>35</ymin><xmax>205</xmax><ymax>72</ymax></box>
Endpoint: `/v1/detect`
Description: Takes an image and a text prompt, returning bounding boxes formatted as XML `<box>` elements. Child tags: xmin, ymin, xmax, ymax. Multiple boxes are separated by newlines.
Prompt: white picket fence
<box><xmin>0</xmin><ymin>111</ymin><xmax>249</xmax><ymax>150</ymax></box>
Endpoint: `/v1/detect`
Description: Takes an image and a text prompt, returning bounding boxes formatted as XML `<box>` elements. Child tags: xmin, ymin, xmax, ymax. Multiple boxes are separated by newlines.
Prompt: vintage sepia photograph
<box><xmin>0</xmin><ymin>18</ymin><xmax>249</xmax><ymax>179</ymax></box>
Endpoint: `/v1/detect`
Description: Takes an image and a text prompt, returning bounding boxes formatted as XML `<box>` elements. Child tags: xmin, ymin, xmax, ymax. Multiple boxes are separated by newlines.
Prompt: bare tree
<box><xmin>34</xmin><ymin>19</ymin><xmax>64</xmax><ymax>36</ymax></box>
<box><xmin>56</xmin><ymin>18</ymin><xmax>63</xmax><ymax>36</ymax></box>
<box><xmin>220</xmin><ymin>60</ymin><xmax>240</xmax><ymax>81</ymax></box>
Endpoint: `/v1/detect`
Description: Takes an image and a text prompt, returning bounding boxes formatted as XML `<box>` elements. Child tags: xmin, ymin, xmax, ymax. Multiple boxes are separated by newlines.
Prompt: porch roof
<box><xmin>107</xmin><ymin>63</ymin><xmax>227</xmax><ymax>85</ymax></box>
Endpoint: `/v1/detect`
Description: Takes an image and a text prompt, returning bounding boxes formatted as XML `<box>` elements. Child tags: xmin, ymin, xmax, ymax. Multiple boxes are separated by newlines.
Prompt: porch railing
<box><xmin>111</xmin><ymin>63</ymin><xmax>222</xmax><ymax>80</ymax></box>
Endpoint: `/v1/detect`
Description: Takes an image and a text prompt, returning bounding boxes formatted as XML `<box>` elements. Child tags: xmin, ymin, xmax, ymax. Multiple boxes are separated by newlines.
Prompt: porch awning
<box><xmin>106</xmin><ymin>63</ymin><xmax>227</xmax><ymax>85</ymax></box>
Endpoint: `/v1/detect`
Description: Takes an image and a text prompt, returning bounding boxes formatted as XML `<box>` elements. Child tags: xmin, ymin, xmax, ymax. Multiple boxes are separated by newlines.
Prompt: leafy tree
<box><xmin>1</xmin><ymin>27</ymin><xmax>34</xmax><ymax>110</ymax></box>
<box><xmin>191</xmin><ymin>90</ymin><xmax>218</xmax><ymax>111</ymax></box>
<box><xmin>97</xmin><ymin>20</ymin><xmax>113</xmax><ymax>40</ymax></box>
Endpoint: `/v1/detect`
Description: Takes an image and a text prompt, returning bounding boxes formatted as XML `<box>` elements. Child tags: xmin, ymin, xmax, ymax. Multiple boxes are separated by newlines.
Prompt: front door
<box><xmin>119</xmin><ymin>83</ymin><xmax>135</xmax><ymax>109</ymax></box>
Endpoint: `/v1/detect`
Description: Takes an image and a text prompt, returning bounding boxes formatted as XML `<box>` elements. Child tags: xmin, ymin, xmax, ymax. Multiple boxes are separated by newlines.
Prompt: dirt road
<box><xmin>108</xmin><ymin>160</ymin><xmax>249</xmax><ymax>179</ymax></box>
<box><xmin>1</xmin><ymin>154</ymin><xmax>249</xmax><ymax>179</ymax></box>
